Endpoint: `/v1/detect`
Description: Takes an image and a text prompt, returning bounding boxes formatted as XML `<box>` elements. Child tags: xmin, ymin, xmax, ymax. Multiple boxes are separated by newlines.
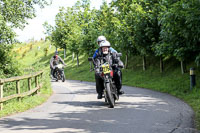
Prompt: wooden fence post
<box><xmin>35</xmin><ymin>76</ymin><xmax>38</xmax><ymax>94</ymax></box>
<box><xmin>0</xmin><ymin>83</ymin><xmax>3</xmax><ymax>110</ymax></box>
<box><xmin>28</xmin><ymin>78</ymin><xmax>31</xmax><ymax>91</ymax></box>
<box><xmin>0</xmin><ymin>71</ymin><xmax>43</xmax><ymax>110</ymax></box>
<box><xmin>41</xmin><ymin>72</ymin><xmax>43</xmax><ymax>80</ymax></box>
<box><xmin>16</xmin><ymin>80</ymin><xmax>21</xmax><ymax>102</ymax></box>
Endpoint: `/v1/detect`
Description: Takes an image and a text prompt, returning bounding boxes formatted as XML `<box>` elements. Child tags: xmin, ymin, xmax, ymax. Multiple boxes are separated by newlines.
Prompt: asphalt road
<box><xmin>0</xmin><ymin>80</ymin><xmax>197</xmax><ymax>133</ymax></box>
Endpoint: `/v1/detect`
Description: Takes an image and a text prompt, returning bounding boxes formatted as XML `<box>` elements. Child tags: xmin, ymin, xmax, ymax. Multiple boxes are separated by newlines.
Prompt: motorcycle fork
<box><xmin>57</xmin><ymin>69</ymin><xmax>62</xmax><ymax>80</ymax></box>
<box><xmin>103</xmin><ymin>77</ymin><xmax>110</xmax><ymax>99</ymax></box>
<box><xmin>110</xmin><ymin>80</ymin><xmax>119</xmax><ymax>100</ymax></box>
<box><xmin>104</xmin><ymin>78</ymin><xmax>117</xmax><ymax>97</ymax></box>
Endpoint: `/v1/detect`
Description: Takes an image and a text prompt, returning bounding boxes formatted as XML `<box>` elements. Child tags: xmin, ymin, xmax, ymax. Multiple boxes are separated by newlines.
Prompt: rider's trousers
<box><xmin>95</xmin><ymin>69</ymin><xmax>122</xmax><ymax>94</ymax></box>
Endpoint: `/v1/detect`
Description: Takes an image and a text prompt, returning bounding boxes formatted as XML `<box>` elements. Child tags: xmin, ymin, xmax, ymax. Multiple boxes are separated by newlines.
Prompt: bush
<box><xmin>29</xmin><ymin>43</ymin><xmax>33</xmax><ymax>51</ymax></box>
<box><xmin>35</xmin><ymin>51</ymin><xmax>38</xmax><ymax>56</ymax></box>
<box><xmin>0</xmin><ymin>44</ymin><xmax>21</xmax><ymax>78</ymax></box>
<box><xmin>43</xmin><ymin>47</ymin><xmax>48</xmax><ymax>56</ymax></box>
<box><xmin>22</xmin><ymin>50</ymin><xmax>28</xmax><ymax>58</ymax></box>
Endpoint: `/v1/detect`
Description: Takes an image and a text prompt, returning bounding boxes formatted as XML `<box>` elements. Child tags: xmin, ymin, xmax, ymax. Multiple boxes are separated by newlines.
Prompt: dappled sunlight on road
<box><xmin>0</xmin><ymin>80</ymin><xmax>195</xmax><ymax>133</ymax></box>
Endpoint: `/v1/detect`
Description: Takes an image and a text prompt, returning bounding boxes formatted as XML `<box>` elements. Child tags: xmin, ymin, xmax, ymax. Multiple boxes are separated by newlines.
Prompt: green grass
<box><xmin>0</xmin><ymin>40</ymin><xmax>54</xmax><ymax>118</ymax></box>
<box><xmin>0</xmin><ymin>75</ymin><xmax>52</xmax><ymax>117</ymax></box>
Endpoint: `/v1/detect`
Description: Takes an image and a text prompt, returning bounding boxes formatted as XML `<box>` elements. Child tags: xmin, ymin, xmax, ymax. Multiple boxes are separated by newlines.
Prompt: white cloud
<box><xmin>15</xmin><ymin>0</ymin><xmax>112</xmax><ymax>42</ymax></box>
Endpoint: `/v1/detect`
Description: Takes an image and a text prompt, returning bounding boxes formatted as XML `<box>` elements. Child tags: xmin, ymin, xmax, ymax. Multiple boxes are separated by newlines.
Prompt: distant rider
<box><xmin>93</xmin><ymin>38</ymin><xmax>124</xmax><ymax>99</ymax></box>
<box><xmin>50</xmin><ymin>51</ymin><xmax>66</xmax><ymax>79</ymax></box>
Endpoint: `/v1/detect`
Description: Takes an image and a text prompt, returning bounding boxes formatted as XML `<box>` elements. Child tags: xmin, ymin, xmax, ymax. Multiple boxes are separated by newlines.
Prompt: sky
<box><xmin>15</xmin><ymin>0</ymin><xmax>112</xmax><ymax>42</ymax></box>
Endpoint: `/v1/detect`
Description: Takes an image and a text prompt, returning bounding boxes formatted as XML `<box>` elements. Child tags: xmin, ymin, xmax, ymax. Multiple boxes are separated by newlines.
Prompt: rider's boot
<box><xmin>117</xmin><ymin>90</ymin><xmax>124</xmax><ymax>95</ymax></box>
<box><xmin>97</xmin><ymin>93</ymin><xmax>103</xmax><ymax>99</ymax></box>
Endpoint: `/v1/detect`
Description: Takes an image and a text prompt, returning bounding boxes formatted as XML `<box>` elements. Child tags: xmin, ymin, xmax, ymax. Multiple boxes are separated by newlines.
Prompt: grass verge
<box><xmin>0</xmin><ymin>74</ymin><xmax>52</xmax><ymax>118</ymax></box>
<box><xmin>0</xmin><ymin>41</ymin><xmax>54</xmax><ymax>118</ymax></box>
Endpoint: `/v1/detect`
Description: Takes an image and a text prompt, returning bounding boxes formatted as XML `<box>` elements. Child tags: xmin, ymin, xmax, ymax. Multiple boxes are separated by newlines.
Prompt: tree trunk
<box><xmin>76</xmin><ymin>53</ymin><xmax>79</xmax><ymax>67</ymax></box>
<box><xmin>160</xmin><ymin>57</ymin><xmax>164</xmax><ymax>73</ymax></box>
<box><xmin>72</xmin><ymin>52</ymin><xmax>74</xmax><ymax>61</ymax></box>
<box><xmin>181</xmin><ymin>60</ymin><xmax>186</xmax><ymax>74</ymax></box>
<box><xmin>64</xmin><ymin>49</ymin><xmax>66</xmax><ymax>59</ymax></box>
<box><xmin>125</xmin><ymin>53</ymin><xmax>128</xmax><ymax>69</ymax></box>
<box><xmin>143</xmin><ymin>56</ymin><xmax>146</xmax><ymax>71</ymax></box>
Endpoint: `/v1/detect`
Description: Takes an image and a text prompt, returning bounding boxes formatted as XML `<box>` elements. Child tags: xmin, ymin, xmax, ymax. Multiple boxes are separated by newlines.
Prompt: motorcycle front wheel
<box><xmin>62</xmin><ymin>71</ymin><xmax>65</xmax><ymax>82</ymax></box>
<box><xmin>55</xmin><ymin>71</ymin><xmax>59</xmax><ymax>82</ymax></box>
<box><xmin>105</xmin><ymin>82</ymin><xmax>115</xmax><ymax>108</ymax></box>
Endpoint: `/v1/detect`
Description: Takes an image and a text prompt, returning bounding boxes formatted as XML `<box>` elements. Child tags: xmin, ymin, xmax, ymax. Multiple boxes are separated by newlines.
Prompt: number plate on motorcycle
<box><xmin>102</xmin><ymin>64</ymin><xmax>110</xmax><ymax>74</ymax></box>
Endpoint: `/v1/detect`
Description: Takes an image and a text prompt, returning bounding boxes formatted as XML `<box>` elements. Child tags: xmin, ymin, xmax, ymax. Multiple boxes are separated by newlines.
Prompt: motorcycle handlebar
<box><xmin>88</xmin><ymin>57</ymin><xmax>93</xmax><ymax>62</ymax></box>
<box><xmin>116</xmin><ymin>53</ymin><xmax>122</xmax><ymax>57</ymax></box>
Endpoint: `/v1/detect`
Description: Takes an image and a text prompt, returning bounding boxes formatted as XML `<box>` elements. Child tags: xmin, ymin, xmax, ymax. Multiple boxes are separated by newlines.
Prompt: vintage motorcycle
<box><xmin>54</xmin><ymin>64</ymin><xmax>65</xmax><ymax>82</ymax></box>
<box><xmin>88</xmin><ymin>53</ymin><xmax>122</xmax><ymax>108</ymax></box>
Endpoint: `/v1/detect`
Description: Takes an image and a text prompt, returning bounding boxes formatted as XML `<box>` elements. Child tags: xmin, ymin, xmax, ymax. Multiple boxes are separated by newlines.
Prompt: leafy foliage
<box><xmin>45</xmin><ymin>0</ymin><xmax>200</xmax><ymax>71</ymax></box>
<box><xmin>0</xmin><ymin>0</ymin><xmax>49</xmax><ymax>77</ymax></box>
<box><xmin>156</xmin><ymin>0</ymin><xmax>200</xmax><ymax>62</ymax></box>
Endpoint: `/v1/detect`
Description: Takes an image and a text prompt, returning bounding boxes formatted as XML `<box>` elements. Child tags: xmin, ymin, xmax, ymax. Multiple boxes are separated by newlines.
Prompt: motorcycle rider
<box><xmin>93</xmin><ymin>36</ymin><xmax>117</xmax><ymax>59</ymax></box>
<box><xmin>93</xmin><ymin>40</ymin><xmax>124</xmax><ymax>99</ymax></box>
<box><xmin>50</xmin><ymin>51</ymin><xmax>66</xmax><ymax>79</ymax></box>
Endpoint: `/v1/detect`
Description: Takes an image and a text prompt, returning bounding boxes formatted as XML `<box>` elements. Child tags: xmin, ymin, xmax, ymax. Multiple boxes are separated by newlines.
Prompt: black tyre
<box><xmin>105</xmin><ymin>82</ymin><xmax>115</xmax><ymax>108</ymax></box>
<box><xmin>55</xmin><ymin>71</ymin><xmax>58</xmax><ymax>81</ymax></box>
<box><xmin>62</xmin><ymin>71</ymin><xmax>65</xmax><ymax>82</ymax></box>
<box><xmin>105</xmin><ymin>98</ymin><xmax>107</xmax><ymax>103</ymax></box>
<box><xmin>57</xmin><ymin>69</ymin><xmax>62</xmax><ymax>81</ymax></box>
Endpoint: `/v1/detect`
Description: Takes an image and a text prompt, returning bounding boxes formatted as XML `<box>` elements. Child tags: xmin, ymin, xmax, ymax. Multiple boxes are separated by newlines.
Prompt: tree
<box><xmin>156</xmin><ymin>0</ymin><xmax>200</xmax><ymax>74</ymax></box>
<box><xmin>1</xmin><ymin>0</ymin><xmax>49</xmax><ymax>29</ymax></box>
<box><xmin>109</xmin><ymin>0</ymin><xmax>138</xmax><ymax>69</ymax></box>
<box><xmin>49</xmin><ymin>3</ymin><xmax>83</xmax><ymax>67</ymax></box>
<box><xmin>46</xmin><ymin>0</ymin><xmax>99</xmax><ymax>65</ymax></box>
<box><xmin>78</xmin><ymin>0</ymin><xmax>98</xmax><ymax>56</ymax></box>
<box><xmin>0</xmin><ymin>0</ymin><xmax>49</xmax><ymax>77</ymax></box>
<box><xmin>129</xmin><ymin>0</ymin><xmax>161</xmax><ymax>71</ymax></box>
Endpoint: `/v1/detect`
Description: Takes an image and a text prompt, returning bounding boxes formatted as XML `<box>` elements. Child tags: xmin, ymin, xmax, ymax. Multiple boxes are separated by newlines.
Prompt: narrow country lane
<box><xmin>0</xmin><ymin>80</ymin><xmax>196</xmax><ymax>133</ymax></box>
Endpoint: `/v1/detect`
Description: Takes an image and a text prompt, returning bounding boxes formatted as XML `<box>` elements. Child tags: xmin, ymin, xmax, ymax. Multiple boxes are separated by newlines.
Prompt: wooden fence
<box><xmin>0</xmin><ymin>71</ymin><xmax>43</xmax><ymax>110</ymax></box>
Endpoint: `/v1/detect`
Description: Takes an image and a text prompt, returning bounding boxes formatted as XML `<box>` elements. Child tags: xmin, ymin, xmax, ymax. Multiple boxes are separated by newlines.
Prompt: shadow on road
<box><xmin>0</xmin><ymin>80</ymin><xmax>198</xmax><ymax>133</ymax></box>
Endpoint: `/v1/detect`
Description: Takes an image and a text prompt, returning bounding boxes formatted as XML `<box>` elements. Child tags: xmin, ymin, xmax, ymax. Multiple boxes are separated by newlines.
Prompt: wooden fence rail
<box><xmin>0</xmin><ymin>71</ymin><xmax>44</xmax><ymax>110</ymax></box>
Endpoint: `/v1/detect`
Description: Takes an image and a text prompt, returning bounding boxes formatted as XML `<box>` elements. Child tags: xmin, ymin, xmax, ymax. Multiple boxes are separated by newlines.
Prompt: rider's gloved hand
<box><xmin>113</xmin><ymin>64</ymin><xmax>118</xmax><ymax>68</ymax></box>
<box><xmin>95</xmin><ymin>66</ymin><xmax>100</xmax><ymax>74</ymax></box>
<box><xmin>118</xmin><ymin>61</ymin><xmax>124</xmax><ymax>68</ymax></box>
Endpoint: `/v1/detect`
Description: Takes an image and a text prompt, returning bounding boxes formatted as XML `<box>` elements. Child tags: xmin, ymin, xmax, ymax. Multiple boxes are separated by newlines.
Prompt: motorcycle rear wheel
<box><xmin>105</xmin><ymin>82</ymin><xmax>115</xmax><ymax>108</ymax></box>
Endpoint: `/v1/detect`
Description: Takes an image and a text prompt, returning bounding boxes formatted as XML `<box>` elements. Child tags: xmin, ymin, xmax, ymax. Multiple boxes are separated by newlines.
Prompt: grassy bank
<box><xmin>0</xmin><ymin>40</ymin><xmax>54</xmax><ymax>118</ymax></box>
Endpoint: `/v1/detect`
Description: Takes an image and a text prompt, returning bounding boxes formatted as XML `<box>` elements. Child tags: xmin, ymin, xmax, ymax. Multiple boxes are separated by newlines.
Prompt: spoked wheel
<box><xmin>105</xmin><ymin>98</ymin><xmax>107</xmax><ymax>103</ymax></box>
<box><xmin>62</xmin><ymin>76</ymin><xmax>65</xmax><ymax>82</ymax></box>
<box><xmin>104</xmin><ymin>91</ymin><xmax>108</xmax><ymax>103</ymax></box>
<box><xmin>62</xmin><ymin>72</ymin><xmax>65</xmax><ymax>82</ymax></box>
<box><xmin>57</xmin><ymin>70</ymin><xmax>62</xmax><ymax>82</ymax></box>
<box><xmin>55</xmin><ymin>71</ymin><xmax>59</xmax><ymax>82</ymax></box>
<box><xmin>105</xmin><ymin>82</ymin><xmax>115</xmax><ymax>108</ymax></box>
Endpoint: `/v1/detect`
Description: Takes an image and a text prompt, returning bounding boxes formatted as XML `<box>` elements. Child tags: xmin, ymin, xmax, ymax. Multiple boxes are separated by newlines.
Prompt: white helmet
<box><xmin>97</xmin><ymin>36</ymin><xmax>106</xmax><ymax>43</ymax></box>
<box><xmin>100</xmin><ymin>40</ymin><xmax>110</xmax><ymax>47</ymax></box>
